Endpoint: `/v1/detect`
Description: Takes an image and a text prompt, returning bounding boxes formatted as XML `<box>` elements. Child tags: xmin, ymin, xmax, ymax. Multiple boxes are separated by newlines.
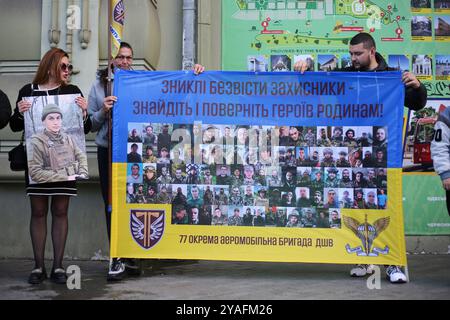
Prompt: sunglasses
<box><xmin>60</xmin><ymin>63</ymin><xmax>73</xmax><ymax>72</ymax></box>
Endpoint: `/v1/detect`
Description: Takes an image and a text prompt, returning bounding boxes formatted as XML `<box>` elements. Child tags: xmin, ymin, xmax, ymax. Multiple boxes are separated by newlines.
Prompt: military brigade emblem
<box><xmin>343</xmin><ymin>214</ymin><xmax>390</xmax><ymax>256</ymax></box>
<box><xmin>130</xmin><ymin>210</ymin><xmax>164</xmax><ymax>249</ymax></box>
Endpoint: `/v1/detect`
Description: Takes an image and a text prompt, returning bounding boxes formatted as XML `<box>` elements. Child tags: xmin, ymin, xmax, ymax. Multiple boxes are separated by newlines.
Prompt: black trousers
<box><xmin>97</xmin><ymin>146</ymin><xmax>111</xmax><ymax>242</ymax></box>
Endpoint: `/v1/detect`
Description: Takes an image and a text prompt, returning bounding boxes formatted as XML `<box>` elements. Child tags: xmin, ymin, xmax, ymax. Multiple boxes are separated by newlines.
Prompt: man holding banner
<box><xmin>295</xmin><ymin>32</ymin><xmax>427</xmax><ymax>283</ymax></box>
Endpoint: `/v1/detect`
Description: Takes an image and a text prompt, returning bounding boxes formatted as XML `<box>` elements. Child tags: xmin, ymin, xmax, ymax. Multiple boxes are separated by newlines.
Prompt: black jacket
<box><xmin>341</xmin><ymin>52</ymin><xmax>427</xmax><ymax>111</ymax></box>
<box><xmin>0</xmin><ymin>90</ymin><xmax>11</xmax><ymax>129</ymax></box>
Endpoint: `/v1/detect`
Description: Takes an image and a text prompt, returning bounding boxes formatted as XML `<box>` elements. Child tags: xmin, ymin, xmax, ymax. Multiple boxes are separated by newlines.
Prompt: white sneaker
<box><xmin>350</xmin><ymin>264</ymin><xmax>375</xmax><ymax>277</ymax></box>
<box><xmin>386</xmin><ymin>265</ymin><xmax>407</xmax><ymax>284</ymax></box>
<box><xmin>107</xmin><ymin>258</ymin><xmax>126</xmax><ymax>281</ymax></box>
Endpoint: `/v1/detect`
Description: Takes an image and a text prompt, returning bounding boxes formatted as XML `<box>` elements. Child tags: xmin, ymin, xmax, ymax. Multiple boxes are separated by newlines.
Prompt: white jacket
<box><xmin>431</xmin><ymin>106</ymin><xmax>450</xmax><ymax>181</ymax></box>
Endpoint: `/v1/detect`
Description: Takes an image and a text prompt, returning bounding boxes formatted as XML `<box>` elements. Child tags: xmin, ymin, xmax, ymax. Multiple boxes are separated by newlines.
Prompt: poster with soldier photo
<box><xmin>23</xmin><ymin>94</ymin><xmax>88</xmax><ymax>184</ymax></box>
<box><xmin>125</xmin><ymin>122</ymin><xmax>390</xmax><ymax>229</ymax></box>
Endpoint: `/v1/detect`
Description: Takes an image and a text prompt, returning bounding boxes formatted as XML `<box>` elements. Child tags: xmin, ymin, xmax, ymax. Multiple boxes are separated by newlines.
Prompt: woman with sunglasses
<box><xmin>10</xmin><ymin>48</ymin><xmax>91</xmax><ymax>285</ymax></box>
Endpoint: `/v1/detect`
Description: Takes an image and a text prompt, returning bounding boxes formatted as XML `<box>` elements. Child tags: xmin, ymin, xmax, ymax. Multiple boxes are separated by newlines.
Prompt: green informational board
<box><xmin>222</xmin><ymin>0</ymin><xmax>450</xmax><ymax>234</ymax></box>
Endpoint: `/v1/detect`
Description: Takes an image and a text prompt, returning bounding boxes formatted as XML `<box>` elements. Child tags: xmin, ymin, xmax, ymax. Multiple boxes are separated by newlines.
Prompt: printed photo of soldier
<box><xmin>324</xmin><ymin>188</ymin><xmax>339</xmax><ymax>209</ymax></box>
<box><xmin>187</xmin><ymin>185</ymin><xmax>204</xmax><ymax>208</ymax></box>
<box><xmin>353</xmin><ymin>189</ymin><xmax>365</xmax><ymax>209</ymax></box>
<box><xmin>269</xmin><ymin>188</ymin><xmax>282</xmax><ymax>207</ymax></box>
<box><xmin>281</xmin><ymin>190</ymin><xmax>296</xmax><ymax>207</ymax></box>
<box><xmin>335</xmin><ymin>149</ymin><xmax>351</xmax><ymax>167</ymax></box>
<box><xmin>303</xmin><ymin>127</ymin><xmax>316</xmax><ymax>146</ymax></box>
<box><xmin>312</xmin><ymin>190</ymin><xmax>325</xmax><ymax>208</ymax></box>
<box><xmin>330</xmin><ymin>126</ymin><xmax>344</xmax><ymax>146</ymax></box>
<box><xmin>186</xmin><ymin>164</ymin><xmax>201</xmax><ymax>184</ymax></box>
<box><xmin>339</xmin><ymin>188</ymin><xmax>354</xmax><ymax>209</ymax></box>
<box><xmin>172</xmin><ymin>204</ymin><xmax>189</xmax><ymax>225</ymax></box>
<box><xmin>170</xmin><ymin>147</ymin><xmax>186</xmax><ymax>168</ymax></box>
<box><xmin>377</xmin><ymin>188</ymin><xmax>388</xmax><ymax>209</ymax></box>
<box><xmin>373</xmin><ymin>147</ymin><xmax>387</xmax><ymax>168</ymax></box>
<box><xmin>285</xmin><ymin>208</ymin><xmax>301</xmax><ymax>227</ymax></box>
<box><xmin>308</xmin><ymin>148</ymin><xmax>320</xmax><ymax>167</ymax></box>
<box><xmin>301</xmin><ymin>208</ymin><xmax>317</xmax><ymax>228</ymax></box>
<box><xmin>296</xmin><ymin>147</ymin><xmax>310</xmax><ymax>166</ymax></box>
<box><xmin>352</xmin><ymin>168</ymin><xmax>368</xmax><ymax>188</ymax></box>
<box><xmin>324</xmin><ymin>167</ymin><xmax>340</xmax><ymax>188</ymax></box>
<box><xmin>329</xmin><ymin>209</ymin><xmax>341</xmax><ymax>229</ymax></box>
<box><xmin>373</xmin><ymin>126</ymin><xmax>388</xmax><ymax>150</ymax></box>
<box><xmin>127</xmin><ymin>143</ymin><xmax>143</xmax><ymax>163</ymax></box>
<box><xmin>254</xmin><ymin>187</ymin><xmax>269</xmax><ymax>207</ymax></box>
<box><xmin>229</xmin><ymin>185</ymin><xmax>243</xmax><ymax>206</ymax></box>
<box><xmin>213</xmin><ymin>186</ymin><xmax>229</xmax><ymax>206</ymax></box>
<box><xmin>171</xmin><ymin>166</ymin><xmax>187</xmax><ymax>184</ymax></box>
<box><xmin>242</xmin><ymin>185</ymin><xmax>255</xmax><ymax>206</ymax></box>
<box><xmin>252</xmin><ymin>207</ymin><xmax>266</xmax><ymax>227</ymax></box>
<box><xmin>229</xmin><ymin>165</ymin><xmax>243</xmax><ymax>186</ymax></box>
<box><xmin>364</xmin><ymin>189</ymin><xmax>378</xmax><ymax>209</ymax></box>
<box><xmin>362</xmin><ymin>147</ymin><xmax>374</xmax><ymax>167</ymax></box>
<box><xmin>317</xmin><ymin>126</ymin><xmax>331</xmax><ymax>147</ymax></box>
<box><xmin>145</xmin><ymin>185</ymin><xmax>157</xmax><ymax>204</ymax></box>
<box><xmin>211</xmin><ymin>206</ymin><xmax>228</xmax><ymax>226</ymax></box>
<box><xmin>142</xmin><ymin>123</ymin><xmax>158</xmax><ymax>147</ymax></box>
<box><xmin>309</xmin><ymin>168</ymin><xmax>324</xmax><ymax>191</ymax></box>
<box><xmin>273</xmin><ymin>207</ymin><xmax>287</xmax><ymax>227</ymax></box>
<box><xmin>356</xmin><ymin>126</ymin><xmax>372</xmax><ymax>147</ymax></box>
<box><xmin>266</xmin><ymin>166</ymin><xmax>282</xmax><ymax>187</ymax></box>
<box><xmin>199</xmin><ymin>205</ymin><xmax>212</xmax><ymax>225</ymax></box>
<box><xmin>339</xmin><ymin>167</ymin><xmax>353</xmax><ymax>188</ymax></box>
<box><xmin>127</xmin><ymin>163</ymin><xmax>143</xmax><ymax>184</ymax></box>
<box><xmin>284</xmin><ymin>147</ymin><xmax>297</xmax><ymax>167</ymax></box>
<box><xmin>157</xmin><ymin>124</ymin><xmax>173</xmax><ymax>154</ymax></box>
<box><xmin>157</xmin><ymin>147</ymin><xmax>171</xmax><ymax>165</ymax></box>
<box><xmin>243</xmin><ymin>164</ymin><xmax>256</xmax><ymax>185</ymax></box>
<box><xmin>142</xmin><ymin>145</ymin><xmax>157</xmax><ymax>163</ymax></box>
<box><xmin>316</xmin><ymin>209</ymin><xmax>330</xmax><ymax>228</ymax></box>
<box><xmin>366</xmin><ymin>168</ymin><xmax>378</xmax><ymax>188</ymax></box>
<box><xmin>278</xmin><ymin>126</ymin><xmax>290</xmax><ymax>146</ymax></box>
<box><xmin>376</xmin><ymin>168</ymin><xmax>388</xmax><ymax>188</ymax></box>
<box><xmin>254</xmin><ymin>167</ymin><xmax>267</xmax><ymax>186</ymax></box>
<box><xmin>203</xmin><ymin>185</ymin><xmax>215</xmax><ymax>206</ymax></box>
<box><xmin>157</xmin><ymin>184</ymin><xmax>172</xmax><ymax>204</ymax></box>
<box><xmin>276</xmin><ymin>146</ymin><xmax>287</xmax><ymax>166</ymax></box>
<box><xmin>320</xmin><ymin>147</ymin><xmax>336</xmax><ymax>167</ymax></box>
<box><xmin>227</xmin><ymin>207</ymin><xmax>243</xmax><ymax>226</ymax></box>
<box><xmin>282</xmin><ymin>167</ymin><xmax>297</xmax><ymax>188</ymax></box>
<box><xmin>343</xmin><ymin>127</ymin><xmax>358</xmax><ymax>147</ymax></box>
<box><xmin>288</xmin><ymin>126</ymin><xmax>303</xmax><ymax>147</ymax></box>
<box><xmin>126</xmin><ymin>183</ymin><xmax>137</xmax><ymax>204</ymax></box>
<box><xmin>295</xmin><ymin>187</ymin><xmax>311</xmax><ymax>207</ymax></box>
<box><xmin>171</xmin><ymin>184</ymin><xmax>188</xmax><ymax>207</ymax></box>
<box><xmin>156</xmin><ymin>164</ymin><xmax>172</xmax><ymax>184</ymax></box>
<box><xmin>188</xmin><ymin>206</ymin><xmax>201</xmax><ymax>225</ymax></box>
<box><xmin>143</xmin><ymin>163</ymin><xmax>157</xmax><ymax>187</ymax></box>
<box><xmin>347</xmin><ymin>147</ymin><xmax>363</xmax><ymax>168</ymax></box>
<box><xmin>215</xmin><ymin>164</ymin><xmax>230</xmax><ymax>185</ymax></box>
<box><xmin>297</xmin><ymin>167</ymin><xmax>311</xmax><ymax>187</ymax></box>
<box><xmin>127</xmin><ymin>124</ymin><xmax>143</xmax><ymax>143</ymax></box>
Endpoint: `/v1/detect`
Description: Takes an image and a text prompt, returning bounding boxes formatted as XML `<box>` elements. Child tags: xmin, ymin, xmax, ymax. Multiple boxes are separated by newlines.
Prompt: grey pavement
<box><xmin>0</xmin><ymin>255</ymin><xmax>449</xmax><ymax>300</ymax></box>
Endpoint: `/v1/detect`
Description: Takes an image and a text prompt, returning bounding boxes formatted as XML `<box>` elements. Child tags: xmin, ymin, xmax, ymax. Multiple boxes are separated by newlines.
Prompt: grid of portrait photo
<box><xmin>124</xmin><ymin>123</ymin><xmax>389</xmax><ymax>229</ymax></box>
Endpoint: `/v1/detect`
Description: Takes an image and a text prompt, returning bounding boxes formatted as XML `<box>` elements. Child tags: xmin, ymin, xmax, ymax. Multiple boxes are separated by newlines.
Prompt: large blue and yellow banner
<box><xmin>111</xmin><ymin>70</ymin><xmax>407</xmax><ymax>266</ymax></box>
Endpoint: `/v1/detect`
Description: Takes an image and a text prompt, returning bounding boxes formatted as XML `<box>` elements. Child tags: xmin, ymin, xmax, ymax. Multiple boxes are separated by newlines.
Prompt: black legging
<box><xmin>447</xmin><ymin>190</ymin><xmax>450</xmax><ymax>216</ymax></box>
<box><xmin>97</xmin><ymin>146</ymin><xmax>111</xmax><ymax>241</ymax></box>
<box><xmin>30</xmin><ymin>195</ymin><xmax>70</xmax><ymax>270</ymax></box>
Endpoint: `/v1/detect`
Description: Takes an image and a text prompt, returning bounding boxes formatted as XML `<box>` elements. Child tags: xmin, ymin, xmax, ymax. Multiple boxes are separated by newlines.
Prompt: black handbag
<box><xmin>8</xmin><ymin>133</ymin><xmax>26</xmax><ymax>171</ymax></box>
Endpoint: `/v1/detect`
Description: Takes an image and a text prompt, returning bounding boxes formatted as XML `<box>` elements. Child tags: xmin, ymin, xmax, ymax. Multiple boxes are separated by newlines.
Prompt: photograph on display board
<box><xmin>23</xmin><ymin>94</ymin><xmax>88</xmax><ymax>184</ymax></box>
<box><xmin>435</xmin><ymin>16</ymin><xmax>450</xmax><ymax>40</ymax></box>
<box><xmin>436</xmin><ymin>55</ymin><xmax>450</xmax><ymax>80</ymax></box>
<box><xmin>403</xmin><ymin>99</ymin><xmax>450</xmax><ymax>171</ymax></box>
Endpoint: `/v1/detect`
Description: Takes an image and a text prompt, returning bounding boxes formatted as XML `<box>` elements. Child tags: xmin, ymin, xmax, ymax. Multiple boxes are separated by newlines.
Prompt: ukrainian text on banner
<box><xmin>111</xmin><ymin>70</ymin><xmax>407</xmax><ymax>266</ymax></box>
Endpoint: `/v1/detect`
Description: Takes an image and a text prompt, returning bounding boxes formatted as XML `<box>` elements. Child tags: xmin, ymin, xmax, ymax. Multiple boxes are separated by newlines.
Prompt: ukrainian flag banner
<box><xmin>110</xmin><ymin>0</ymin><xmax>124</xmax><ymax>58</ymax></box>
<box><xmin>111</xmin><ymin>70</ymin><xmax>407</xmax><ymax>266</ymax></box>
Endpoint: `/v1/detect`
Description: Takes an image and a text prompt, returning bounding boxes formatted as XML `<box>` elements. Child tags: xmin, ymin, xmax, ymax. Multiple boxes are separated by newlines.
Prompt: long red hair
<box><xmin>33</xmin><ymin>48</ymin><xmax>69</xmax><ymax>85</ymax></box>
